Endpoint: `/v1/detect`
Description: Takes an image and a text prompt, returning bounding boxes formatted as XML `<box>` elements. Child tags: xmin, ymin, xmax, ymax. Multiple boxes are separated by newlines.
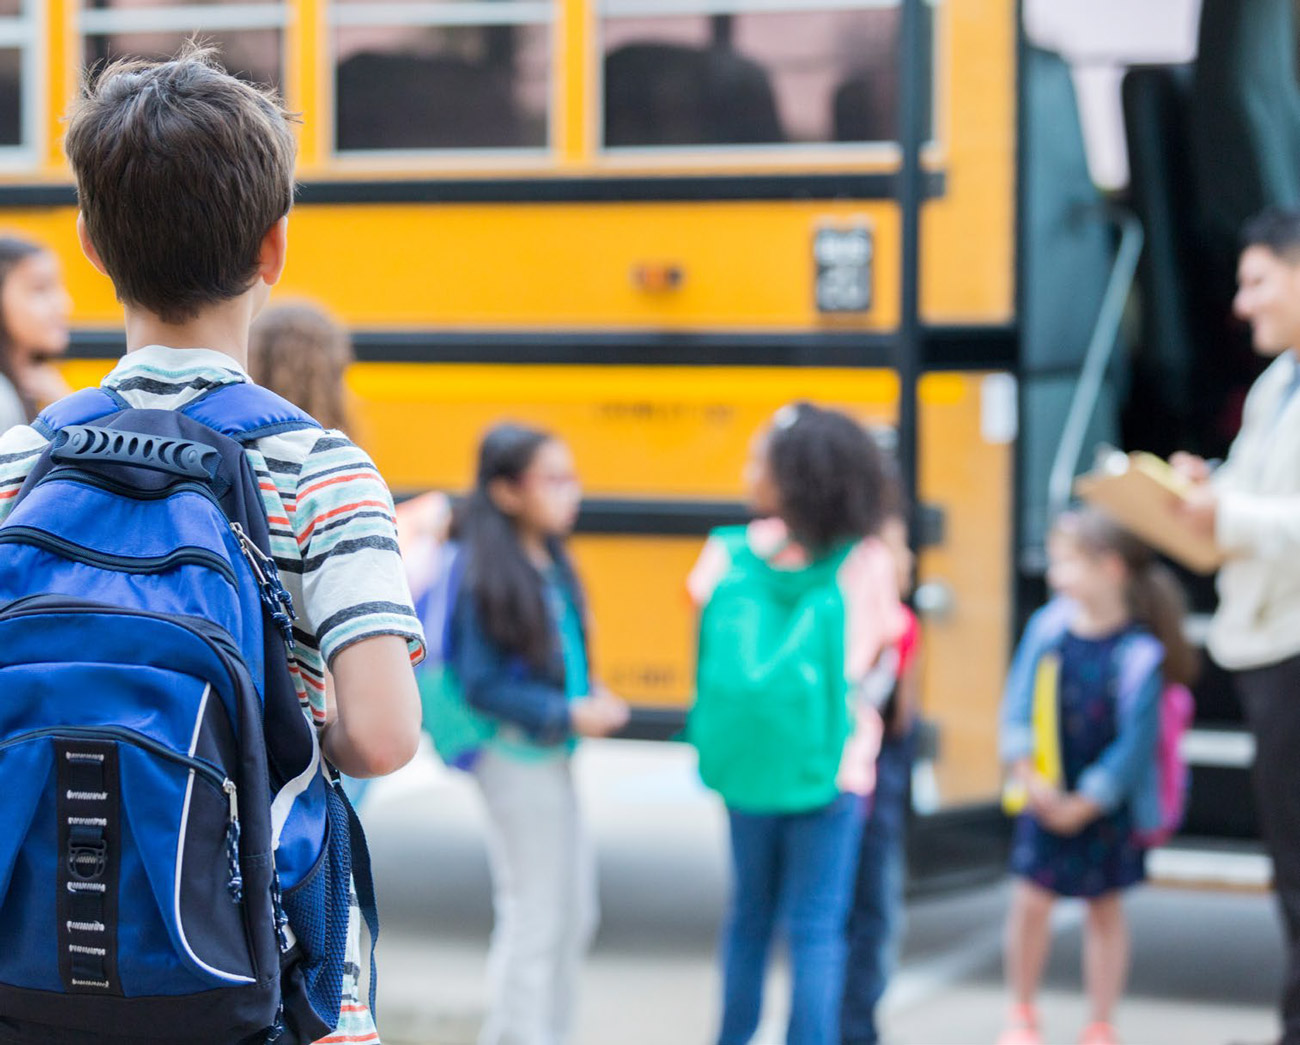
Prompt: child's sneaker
<box><xmin>1078</xmin><ymin>1022</ymin><xmax>1119</xmax><ymax>1045</ymax></box>
<box><xmin>996</xmin><ymin>1005</ymin><xmax>1043</xmax><ymax>1045</ymax></box>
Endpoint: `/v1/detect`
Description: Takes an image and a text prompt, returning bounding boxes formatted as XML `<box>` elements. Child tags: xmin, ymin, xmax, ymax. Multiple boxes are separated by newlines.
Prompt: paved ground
<box><xmin>362</xmin><ymin>739</ymin><xmax>1283</xmax><ymax>1045</ymax></box>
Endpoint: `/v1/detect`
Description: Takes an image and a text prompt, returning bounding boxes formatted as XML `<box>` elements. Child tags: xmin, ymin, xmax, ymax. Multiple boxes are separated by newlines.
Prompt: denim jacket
<box><xmin>447</xmin><ymin>564</ymin><xmax>584</xmax><ymax>747</ymax></box>
<box><xmin>998</xmin><ymin>598</ymin><xmax>1164</xmax><ymax>832</ymax></box>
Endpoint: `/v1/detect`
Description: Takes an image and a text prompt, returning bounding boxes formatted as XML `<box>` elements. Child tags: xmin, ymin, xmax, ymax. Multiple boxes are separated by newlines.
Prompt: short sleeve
<box><xmin>687</xmin><ymin>536</ymin><xmax>732</xmax><ymax>607</ymax></box>
<box><xmin>293</xmin><ymin>431</ymin><xmax>426</xmax><ymax>667</ymax></box>
<box><xmin>0</xmin><ymin>423</ymin><xmax>48</xmax><ymax>525</ymax></box>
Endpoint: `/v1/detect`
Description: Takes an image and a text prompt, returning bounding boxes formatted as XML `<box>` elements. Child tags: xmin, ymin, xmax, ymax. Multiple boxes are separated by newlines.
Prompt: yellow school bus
<box><xmin>1</xmin><ymin>0</ymin><xmax>1030</xmax><ymax>869</ymax></box>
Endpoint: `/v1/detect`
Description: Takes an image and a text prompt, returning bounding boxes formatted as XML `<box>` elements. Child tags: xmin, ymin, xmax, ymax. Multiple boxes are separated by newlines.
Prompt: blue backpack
<box><xmin>0</xmin><ymin>384</ymin><xmax>378</xmax><ymax>1044</ymax></box>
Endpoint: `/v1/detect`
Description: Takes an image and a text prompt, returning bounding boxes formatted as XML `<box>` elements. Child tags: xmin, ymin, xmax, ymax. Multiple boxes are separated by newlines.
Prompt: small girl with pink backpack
<box><xmin>997</xmin><ymin>507</ymin><xmax>1197</xmax><ymax>1045</ymax></box>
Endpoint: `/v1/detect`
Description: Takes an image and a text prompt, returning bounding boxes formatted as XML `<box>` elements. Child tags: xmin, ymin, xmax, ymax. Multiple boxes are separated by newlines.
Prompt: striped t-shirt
<box><xmin>0</xmin><ymin>345</ymin><xmax>425</xmax><ymax>1044</ymax></box>
<box><xmin>0</xmin><ymin>345</ymin><xmax>426</xmax><ymax>716</ymax></box>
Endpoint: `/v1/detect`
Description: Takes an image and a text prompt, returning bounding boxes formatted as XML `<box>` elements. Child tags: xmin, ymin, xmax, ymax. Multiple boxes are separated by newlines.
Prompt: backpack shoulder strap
<box><xmin>30</xmin><ymin>387</ymin><xmax>127</xmax><ymax>440</ymax></box>
<box><xmin>1115</xmin><ymin>631</ymin><xmax>1164</xmax><ymax>710</ymax></box>
<box><xmin>179</xmin><ymin>382</ymin><xmax>322</xmax><ymax>444</ymax></box>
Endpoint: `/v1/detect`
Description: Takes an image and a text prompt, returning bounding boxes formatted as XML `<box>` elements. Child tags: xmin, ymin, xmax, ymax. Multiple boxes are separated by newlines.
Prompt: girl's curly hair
<box><xmin>248</xmin><ymin>302</ymin><xmax>353</xmax><ymax>432</ymax></box>
<box><xmin>766</xmin><ymin>401</ymin><xmax>889</xmax><ymax>553</ymax></box>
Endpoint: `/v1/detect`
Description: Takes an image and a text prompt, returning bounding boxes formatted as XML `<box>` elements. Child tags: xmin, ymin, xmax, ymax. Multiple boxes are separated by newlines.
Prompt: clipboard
<box><xmin>1074</xmin><ymin>450</ymin><xmax>1225</xmax><ymax>575</ymax></box>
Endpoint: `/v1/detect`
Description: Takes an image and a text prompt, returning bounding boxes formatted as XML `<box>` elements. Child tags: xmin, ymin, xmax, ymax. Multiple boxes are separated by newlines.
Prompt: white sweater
<box><xmin>1209</xmin><ymin>351</ymin><xmax>1300</xmax><ymax>670</ymax></box>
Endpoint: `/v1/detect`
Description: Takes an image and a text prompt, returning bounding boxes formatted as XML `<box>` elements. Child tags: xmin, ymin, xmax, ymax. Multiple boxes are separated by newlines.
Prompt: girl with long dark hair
<box><xmin>0</xmin><ymin>236</ymin><xmax>72</xmax><ymax>427</ymax></box>
<box><xmin>448</xmin><ymin>423</ymin><xmax>628</xmax><ymax>1045</ymax></box>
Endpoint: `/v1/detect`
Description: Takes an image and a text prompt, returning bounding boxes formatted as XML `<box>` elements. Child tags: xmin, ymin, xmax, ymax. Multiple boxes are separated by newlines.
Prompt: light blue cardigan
<box><xmin>998</xmin><ymin>598</ymin><xmax>1164</xmax><ymax>833</ymax></box>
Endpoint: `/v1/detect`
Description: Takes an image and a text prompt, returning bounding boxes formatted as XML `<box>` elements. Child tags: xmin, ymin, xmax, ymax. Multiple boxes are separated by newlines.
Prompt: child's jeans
<box><xmin>473</xmin><ymin>749</ymin><xmax>599</xmax><ymax>1045</ymax></box>
<box><xmin>841</xmin><ymin>728</ymin><xmax>916</xmax><ymax>1045</ymax></box>
<box><xmin>718</xmin><ymin>792</ymin><xmax>866</xmax><ymax>1045</ymax></box>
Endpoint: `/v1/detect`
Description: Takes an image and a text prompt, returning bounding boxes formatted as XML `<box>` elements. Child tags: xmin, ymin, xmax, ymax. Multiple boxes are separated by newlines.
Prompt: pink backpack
<box><xmin>1133</xmin><ymin>683</ymin><xmax>1195</xmax><ymax>847</ymax></box>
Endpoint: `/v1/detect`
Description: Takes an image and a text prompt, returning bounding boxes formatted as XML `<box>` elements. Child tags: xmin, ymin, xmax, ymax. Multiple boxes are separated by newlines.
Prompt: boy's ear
<box><xmin>257</xmin><ymin>216</ymin><xmax>289</xmax><ymax>287</ymax></box>
<box><xmin>487</xmin><ymin>477</ymin><xmax>523</xmax><ymax>516</ymax></box>
<box><xmin>75</xmin><ymin>212</ymin><xmax>109</xmax><ymax>278</ymax></box>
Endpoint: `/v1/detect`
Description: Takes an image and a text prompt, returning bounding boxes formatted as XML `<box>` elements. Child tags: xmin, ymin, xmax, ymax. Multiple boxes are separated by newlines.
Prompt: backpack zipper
<box><xmin>0</xmin><ymin>723</ymin><xmax>244</xmax><ymax>901</ymax></box>
<box><xmin>0</xmin><ymin>724</ymin><xmax>228</xmax><ymax>793</ymax></box>
<box><xmin>229</xmin><ymin>522</ymin><xmax>296</xmax><ymax>648</ymax></box>
<box><xmin>44</xmin><ymin>467</ymin><xmax>224</xmax><ymax>509</ymax></box>
<box><xmin>30</xmin><ymin>466</ymin><xmax>296</xmax><ymax>647</ymax></box>
<box><xmin>0</xmin><ymin>526</ymin><xmax>238</xmax><ymax>588</ymax></box>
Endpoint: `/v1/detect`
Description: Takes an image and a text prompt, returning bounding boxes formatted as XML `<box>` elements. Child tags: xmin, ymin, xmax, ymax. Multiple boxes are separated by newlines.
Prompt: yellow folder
<box><xmin>1002</xmin><ymin>654</ymin><xmax>1063</xmax><ymax>815</ymax></box>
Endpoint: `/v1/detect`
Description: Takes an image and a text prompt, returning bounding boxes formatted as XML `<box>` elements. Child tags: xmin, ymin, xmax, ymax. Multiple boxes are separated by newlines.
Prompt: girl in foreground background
<box><xmin>0</xmin><ymin>236</ymin><xmax>71</xmax><ymax>428</ymax></box>
<box><xmin>450</xmin><ymin>424</ymin><xmax>628</xmax><ymax>1045</ymax></box>
<box><xmin>689</xmin><ymin>403</ymin><xmax>904</xmax><ymax>1045</ymax></box>
<box><xmin>998</xmin><ymin>509</ymin><xmax>1197</xmax><ymax>1045</ymax></box>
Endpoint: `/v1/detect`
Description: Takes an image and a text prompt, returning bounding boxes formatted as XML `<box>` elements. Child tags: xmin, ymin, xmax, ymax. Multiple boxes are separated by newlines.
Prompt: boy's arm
<box><xmin>324</xmin><ymin>635</ymin><xmax>422</xmax><ymax>777</ymax></box>
<box><xmin>294</xmin><ymin>433</ymin><xmax>426</xmax><ymax>778</ymax></box>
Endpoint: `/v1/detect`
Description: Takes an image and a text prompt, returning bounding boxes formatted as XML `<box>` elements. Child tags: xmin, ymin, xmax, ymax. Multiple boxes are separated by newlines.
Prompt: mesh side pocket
<box><xmin>280</xmin><ymin>787</ymin><xmax>352</xmax><ymax>1029</ymax></box>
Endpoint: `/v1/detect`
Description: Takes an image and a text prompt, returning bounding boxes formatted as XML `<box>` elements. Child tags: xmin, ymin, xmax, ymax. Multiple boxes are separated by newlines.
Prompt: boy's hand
<box><xmin>570</xmin><ymin>691</ymin><xmax>630</xmax><ymax>738</ymax></box>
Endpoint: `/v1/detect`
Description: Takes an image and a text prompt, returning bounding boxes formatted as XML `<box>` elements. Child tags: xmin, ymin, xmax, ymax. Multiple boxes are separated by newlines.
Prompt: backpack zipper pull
<box><xmin>230</xmin><ymin>522</ymin><xmax>297</xmax><ymax>649</ymax></box>
<box><xmin>223</xmin><ymin>778</ymin><xmax>243</xmax><ymax>904</ymax></box>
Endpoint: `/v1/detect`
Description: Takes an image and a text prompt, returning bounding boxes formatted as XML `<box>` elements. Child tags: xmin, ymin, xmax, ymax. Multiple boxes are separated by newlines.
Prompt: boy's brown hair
<box><xmin>64</xmin><ymin>44</ymin><xmax>297</xmax><ymax>324</ymax></box>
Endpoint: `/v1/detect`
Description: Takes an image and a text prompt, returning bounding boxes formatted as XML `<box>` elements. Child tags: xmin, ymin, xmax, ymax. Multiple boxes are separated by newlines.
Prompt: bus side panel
<box><xmin>917</xmin><ymin>371</ymin><xmax>1015</xmax><ymax>809</ymax></box>
<box><xmin>347</xmin><ymin>363</ymin><xmax>898</xmax><ymax>498</ymax></box>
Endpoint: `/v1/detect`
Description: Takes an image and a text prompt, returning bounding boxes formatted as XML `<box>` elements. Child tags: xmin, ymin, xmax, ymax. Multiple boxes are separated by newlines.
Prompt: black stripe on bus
<box><xmin>576</xmin><ymin>498</ymin><xmax>750</xmax><ymax>536</ymax></box>
<box><xmin>620</xmin><ymin>708</ymin><xmax>686</xmax><ymax>743</ymax></box>
<box><xmin>0</xmin><ymin>171</ymin><xmax>946</xmax><ymax>210</ymax></box>
<box><xmin>389</xmin><ymin>494</ymin><xmax>750</xmax><ymax>537</ymax></box>
<box><xmin>294</xmin><ymin>171</ymin><xmax>947</xmax><ymax>205</ymax></box>
<box><xmin>395</xmin><ymin>493</ymin><xmax>942</xmax><ymax>547</ymax></box>
<box><xmin>67</xmin><ymin>326</ymin><xmax>1014</xmax><ymax>370</ymax></box>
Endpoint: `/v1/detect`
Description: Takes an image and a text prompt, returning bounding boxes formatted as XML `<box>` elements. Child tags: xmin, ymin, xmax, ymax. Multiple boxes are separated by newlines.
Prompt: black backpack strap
<box><xmin>179</xmin><ymin>383</ymin><xmax>322</xmax><ymax>444</ymax></box>
<box><xmin>31</xmin><ymin>388</ymin><xmax>126</xmax><ymax>440</ymax></box>
<box><xmin>340</xmin><ymin>786</ymin><xmax>380</xmax><ymax>1017</ymax></box>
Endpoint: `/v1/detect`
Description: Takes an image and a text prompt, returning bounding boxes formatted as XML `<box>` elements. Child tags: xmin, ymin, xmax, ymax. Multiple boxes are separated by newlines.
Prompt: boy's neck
<box><xmin>122</xmin><ymin>297</ymin><xmax>257</xmax><ymax>369</ymax></box>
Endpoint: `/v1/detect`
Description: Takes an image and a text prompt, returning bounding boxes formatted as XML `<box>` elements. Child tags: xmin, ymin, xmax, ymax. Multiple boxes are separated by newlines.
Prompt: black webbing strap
<box><xmin>56</xmin><ymin>740</ymin><xmax>121</xmax><ymax>995</ymax></box>
<box><xmin>340</xmin><ymin>785</ymin><xmax>380</xmax><ymax>1017</ymax></box>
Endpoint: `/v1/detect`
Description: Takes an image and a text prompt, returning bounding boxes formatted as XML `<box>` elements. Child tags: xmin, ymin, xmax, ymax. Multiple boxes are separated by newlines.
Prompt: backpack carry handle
<box><xmin>52</xmin><ymin>424</ymin><xmax>220</xmax><ymax>481</ymax></box>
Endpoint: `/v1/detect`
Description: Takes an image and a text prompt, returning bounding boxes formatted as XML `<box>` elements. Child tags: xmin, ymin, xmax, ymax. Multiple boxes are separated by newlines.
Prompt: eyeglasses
<box><xmin>524</xmin><ymin>472</ymin><xmax>582</xmax><ymax>493</ymax></box>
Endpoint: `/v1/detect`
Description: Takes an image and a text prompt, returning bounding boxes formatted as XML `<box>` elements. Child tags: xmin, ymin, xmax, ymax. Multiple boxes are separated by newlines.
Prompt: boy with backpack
<box><xmin>0</xmin><ymin>47</ymin><xmax>423</xmax><ymax>1044</ymax></box>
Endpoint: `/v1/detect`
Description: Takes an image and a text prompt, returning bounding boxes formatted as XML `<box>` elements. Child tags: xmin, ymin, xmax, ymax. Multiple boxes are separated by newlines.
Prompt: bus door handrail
<box><xmin>1046</xmin><ymin>206</ymin><xmax>1145</xmax><ymax>520</ymax></box>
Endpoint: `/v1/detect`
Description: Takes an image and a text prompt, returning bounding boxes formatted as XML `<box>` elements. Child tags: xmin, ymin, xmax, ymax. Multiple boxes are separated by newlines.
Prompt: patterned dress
<box><xmin>1009</xmin><ymin>629</ymin><xmax>1147</xmax><ymax>898</ymax></box>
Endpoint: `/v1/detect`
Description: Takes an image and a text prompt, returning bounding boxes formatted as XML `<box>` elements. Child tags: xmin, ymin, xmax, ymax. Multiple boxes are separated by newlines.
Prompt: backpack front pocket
<box><xmin>0</xmin><ymin>605</ymin><xmax>276</xmax><ymax>1019</ymax></box>
<box><xmin>0</xmin><ymin>694</ymin><xmax>256</xmax><ymax>997</ymax></box>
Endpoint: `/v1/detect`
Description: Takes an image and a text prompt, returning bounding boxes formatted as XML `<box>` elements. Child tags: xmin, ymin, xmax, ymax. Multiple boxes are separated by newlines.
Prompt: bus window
<box><xmin>80</xmin><ymin>1</ymin><xmax>286</xmax><ymax>88</ymax></box>
<box><xmin>332</xmin><ymin>1</ymin><xmax>552</xmax><ymax>153</ymax></box>
<box><xmin>600</xmin><ymin>0</ymin><xmax>933</xmax><ymax>150</ymax></box>
<box><xmin>0</xmin><ymin>0</ymin><xmax>34</xmax><ymax>154</ymax></box>
<box><xmin>0</xmin><ymin>49</ymin><xmax>19</xmax><ymax>149</ymax></box>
